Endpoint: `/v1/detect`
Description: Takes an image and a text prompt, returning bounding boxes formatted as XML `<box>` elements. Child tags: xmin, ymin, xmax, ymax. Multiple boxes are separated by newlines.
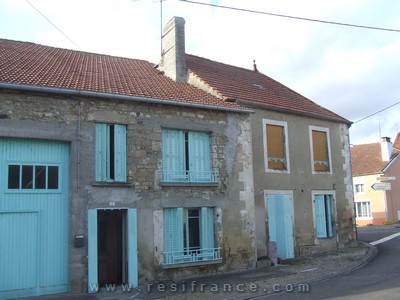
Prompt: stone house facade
<box><xmin>0</xmin><ymin>39</ymin><xmax>255</xmax><ymax>298</ymax></box>
<box><xmin>0</xmin><ymin>15</ymin><xmax>357</xmax><ymax>298</ymax></box>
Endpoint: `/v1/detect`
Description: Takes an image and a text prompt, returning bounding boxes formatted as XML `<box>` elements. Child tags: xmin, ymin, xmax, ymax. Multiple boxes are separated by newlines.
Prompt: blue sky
<box><xmin>1</xmin><ymin>0</ymin><xmax>399</xmax><ymax>145</ymax></box>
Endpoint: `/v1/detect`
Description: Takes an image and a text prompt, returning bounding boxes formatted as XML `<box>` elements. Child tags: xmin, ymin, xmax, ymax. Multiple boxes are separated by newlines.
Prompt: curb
<box><xmin>242</xmin><ymin>242</ymin><xmax>377</xmax><ymax>300</ymax></box>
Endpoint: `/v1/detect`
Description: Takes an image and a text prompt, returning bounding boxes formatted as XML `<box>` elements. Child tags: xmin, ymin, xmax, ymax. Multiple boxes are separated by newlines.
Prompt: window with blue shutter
<box><xmin>162</xmin><ymin>129</ymin><xmax>215</xmax><ymax>183</ymax></box>
<box><xmin>95</xmin><ymin>123</ymin><xmax>127</xmax><ymax>182</ymax></box>
<box><xmin>315</xmin><ymin>194</ymin><xmax>335</xmax><ymax>238</ymax></box>
<box><xmin>163</xmin><ymin>207</ymin><xmax>220</xmax><ymax>266</ymax></box>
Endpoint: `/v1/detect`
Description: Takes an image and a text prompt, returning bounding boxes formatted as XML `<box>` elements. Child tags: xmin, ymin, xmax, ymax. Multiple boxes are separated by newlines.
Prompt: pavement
<box><xmin>31</xmin><ymin>241</ymin><xmax>377</xmax><ymax>300</ymax></box>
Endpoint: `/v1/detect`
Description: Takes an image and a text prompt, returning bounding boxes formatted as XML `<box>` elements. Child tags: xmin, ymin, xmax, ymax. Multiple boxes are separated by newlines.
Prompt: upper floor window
<box><xmin>309</xmin><ymin>126</ymin><xmax>332</xmax><ymax>173</ymax></box>
<box><xmin>162</xmin><ymin>129</ymin><xmax>217</xmax><ymax>183</ymax></box>
<box><xmin>313</xmin><ymin>193</ymin><xmax>335</xmax><ymax>239</ymax></box>
<box><xmin>95</xmin><ymin>123</ymin><xmax>127</xmax><ymax>182</ymax></box>
<box><xmin>262</xmin><ymin>119</ymin><xmax>290</xmax><ymax>173</ymax></box>
<box><xmin>163</xmin><ymin>207</ymin><xmax>221</xmax><ymax>266</ymax></box>
<box><xmin>355</xmin><ymin>184</ymin><xmax>365</xmax><ymax>193</ymax></box>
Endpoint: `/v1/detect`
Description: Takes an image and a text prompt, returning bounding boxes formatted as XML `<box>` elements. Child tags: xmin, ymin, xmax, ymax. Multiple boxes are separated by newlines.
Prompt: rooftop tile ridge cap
<box><xmin>1</xmin><ymin>38</ymin><xmax>155</xmax><ymax>64</ymax></box>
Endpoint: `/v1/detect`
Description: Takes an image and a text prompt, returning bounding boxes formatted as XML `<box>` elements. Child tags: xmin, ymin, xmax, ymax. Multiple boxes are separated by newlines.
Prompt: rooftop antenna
<box><xmin>374</xmin><ymin>117</ymin><xmax>386</xmax><ymax>140</ymax></box>
<box><xmin>158</xmin><ymin>0</ymin><xmax>166</xmax><ymax>56</ymax></box>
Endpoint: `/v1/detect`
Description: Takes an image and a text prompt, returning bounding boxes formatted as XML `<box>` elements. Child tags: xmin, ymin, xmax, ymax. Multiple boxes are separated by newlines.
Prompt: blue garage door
<box><xmin>0</xmin><ymin>138</ymin><xmax>69</xmax><ymax>299</ymax></box>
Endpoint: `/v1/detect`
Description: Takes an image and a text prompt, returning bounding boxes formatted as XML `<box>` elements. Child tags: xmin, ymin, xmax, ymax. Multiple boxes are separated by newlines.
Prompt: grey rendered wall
<box><xmin>250</xmin><ymin>108</ymin><xmax>356</xmax><ymax>259</ymax></box>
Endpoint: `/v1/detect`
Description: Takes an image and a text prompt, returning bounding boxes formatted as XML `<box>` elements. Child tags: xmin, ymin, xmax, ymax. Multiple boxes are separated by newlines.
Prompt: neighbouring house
<box><xmin>159</xmin><ymin>17</ymin><xmax>356</xmax><ymax>262</ymax></box>
<box><xmin>0</xmin><ymin>39</ymin><xmax>255</xmax><ymax>298</ymax></box>
<box><xmin>351</xmin><ymin>135</ymin><xmax>400</xmax><ymax>226</ymax></box>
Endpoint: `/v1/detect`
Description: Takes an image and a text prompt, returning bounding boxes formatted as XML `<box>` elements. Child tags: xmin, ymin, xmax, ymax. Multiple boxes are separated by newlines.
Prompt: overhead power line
<box><xmin>25</xmin><ymin>0</ymin><xmax>81</xmax><ymax>49</ymax></box>
<box><xmin>353</xmin><ymin>101</ymin><xmax>400</xmax><ymax>124</ymax></box>
<box><xmin>179</xmin><ymin>0</ymin><xmax>400</xmax><ymax>33</ymax></box>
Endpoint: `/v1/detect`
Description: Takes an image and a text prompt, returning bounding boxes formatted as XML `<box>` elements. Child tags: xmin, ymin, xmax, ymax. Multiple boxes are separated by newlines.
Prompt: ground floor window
<box><xmin>163</xmin><ymin>207</ymin><xmax>221</xmax><ymax>265</ymax></box>
<box><xmin>355</xmin><ymin>201</ymin><xmax>371</xmax><ymax>218</ymax></box>
<box><xmin>314</xmin><ymin>194</ymin><xmax>335</xmax><ymax>238</ymax></box>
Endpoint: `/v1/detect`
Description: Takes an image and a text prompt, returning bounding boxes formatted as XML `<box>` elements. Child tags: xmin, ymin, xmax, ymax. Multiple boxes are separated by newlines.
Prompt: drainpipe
<box><xmin>76</xmin><ymin>100</ymin><xmax>81</xmax><ymax>193</ymax></box>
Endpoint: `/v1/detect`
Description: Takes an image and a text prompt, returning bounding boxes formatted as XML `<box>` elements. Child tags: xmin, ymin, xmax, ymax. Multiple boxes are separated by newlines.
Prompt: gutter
<box><xmin>0</xmin><ymin>82</ymin><xmax>255</xmax><ymax>114</ymax></box>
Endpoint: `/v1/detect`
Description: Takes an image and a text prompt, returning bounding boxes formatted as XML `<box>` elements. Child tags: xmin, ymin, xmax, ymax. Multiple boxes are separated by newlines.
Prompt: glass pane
<box><xmin>8</xmin><ymin>165</ymin><xmax>20</xmax><ymax>189</ymax></box>
<box><xmin>188</xmin><ymin>209</ymin><xmax>200</xmax><ymax>249</ymax></box>
<box><xmin>48</xmin><ymin>166</ymin><xmax>59</xmax><ymax>189</ymax></box>
<box><xmin>35</xmin><ymin>166</ymin><xmax>46</xmax><ymax>189</ymax></box>
<box><xmin>22</xmin><ymin>165</ymin><xmax>33</xmax><ymax>189</ymax></box>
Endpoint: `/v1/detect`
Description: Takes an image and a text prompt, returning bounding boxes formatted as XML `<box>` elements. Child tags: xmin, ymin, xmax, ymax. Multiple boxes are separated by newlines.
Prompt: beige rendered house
<box><xmin>351</xmin><ymin>134</ymin><xmax>400</xmax><ymax>226</ymax></box>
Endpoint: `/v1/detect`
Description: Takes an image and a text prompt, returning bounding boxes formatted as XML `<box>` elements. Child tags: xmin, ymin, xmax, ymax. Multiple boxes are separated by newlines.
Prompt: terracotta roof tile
<box><xmin>186</xmin><ymin>54</ymin><xmax>350</xmax><ymax>124</ymax></box>
<box><xmin>351</xmin><ymin>143</ymin><xmax>388</xmax><ymax>176</ymax></box>
<box><xmin>0</xmin><ymin>39</ymin><xmax>245</xmax><ymax>111</ymax></box>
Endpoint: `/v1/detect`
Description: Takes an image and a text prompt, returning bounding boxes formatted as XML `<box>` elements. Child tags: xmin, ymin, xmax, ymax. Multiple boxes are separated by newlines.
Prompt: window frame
<box><xmin>309</xmin><ymin>126</ymin><xmax>332</xmax><ymax>174</ymax></box>
<box><xmin>6</xmin><ymin>162</ymin><xmax>62</xmax><ymax>193</ymax></box>
<box><xmin>312</xmin><ymin>190</ymin><xmax>336</xmax><ymax>240</ymax></box>
<box><xmin>161</xmin><ymin>128</ymin><xmax>217</xmax><ymax>184</ymax></box>
<box><xmin>95</xmin><ymin>123</ymin><xmax>127</xmax><ymax>183</ymax></box>
<box><xmin>262</xmin><ymin>119</ymin><xmax>290</xmax><ymax>173</ymax></box>
<box><xmin>354</xmin><ymin>183</ymin><xmax>365</xmax><ymax>194</ymax></box>
<box><xmin>162</xmin><ymin>207</ymin><xmax>221</xmax><ymax>268</ymax></box>
<box><xmin>355</xmin><ymin>200</ymin><xmax>372</xmax><ymax>219</ymax></box>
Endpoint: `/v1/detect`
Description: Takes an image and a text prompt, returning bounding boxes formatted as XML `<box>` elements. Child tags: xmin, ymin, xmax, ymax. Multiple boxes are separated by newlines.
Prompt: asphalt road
<box><xmin>257</xmin><ymin>225</ymin><xmax>400</xmax><ymax>300</ymax></box>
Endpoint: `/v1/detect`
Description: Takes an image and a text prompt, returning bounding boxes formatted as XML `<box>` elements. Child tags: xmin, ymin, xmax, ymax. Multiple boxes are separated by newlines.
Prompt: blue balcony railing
<box><xmin>162</xmin><ymin>169</ymin><xmax>219</xmax><ymax>183</ymax></box>
<box><xmin>162</xmin><ymin>247</ymin><xmax>222</xmax><ymax>265</ymax></box>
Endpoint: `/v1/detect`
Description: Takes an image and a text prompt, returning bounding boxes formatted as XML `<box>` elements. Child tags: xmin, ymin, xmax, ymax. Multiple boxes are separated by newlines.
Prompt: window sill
<box><xmin>161</xmin><ymin>259</ymin><xmax>223</xmax><ymax>269</ymax></box>
<box><xmin>160</xmin><ymin>182</ymin><xmax>219</xmax><ymax>187</ymax></box>
<box><xmin>92</xmin><ymin>181</ymin><xmax>133</xmax><ymax>187</ymax></box>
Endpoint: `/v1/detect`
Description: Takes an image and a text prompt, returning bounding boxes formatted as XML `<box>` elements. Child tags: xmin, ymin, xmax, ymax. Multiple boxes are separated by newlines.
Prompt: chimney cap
<box><xmin>381</xmin><ymin>136</ymin><xmax>391</xmax><ymax>143</ymax></box>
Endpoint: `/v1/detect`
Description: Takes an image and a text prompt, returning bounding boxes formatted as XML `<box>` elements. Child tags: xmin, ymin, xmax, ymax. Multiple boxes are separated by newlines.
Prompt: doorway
<box><xmin>88</xmin><ymin>208</ymin><xmax>138</xmax><ymax>293</ymax></box>
<box><xmin>97</xmin><ymin>210</ymin><xmax>126</xmax><ymax>285</ymax></box>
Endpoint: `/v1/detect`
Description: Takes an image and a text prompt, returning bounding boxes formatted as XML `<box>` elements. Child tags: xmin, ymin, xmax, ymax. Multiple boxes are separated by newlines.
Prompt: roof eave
<box><xmin>0</xmin><ymin>82</ymin><xmax>255</xmax><ymax>114</ymax></box>
<box><xmin>236</xmin><ymin>99</ymin><xmax>352</xmax><ymax>125</ymax></box>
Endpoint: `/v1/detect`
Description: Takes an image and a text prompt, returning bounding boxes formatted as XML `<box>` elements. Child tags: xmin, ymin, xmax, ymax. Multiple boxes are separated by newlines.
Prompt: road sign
<box><xmin>371</xmin><ymin>182</ymin><xmax>391</xmax><ymax>191</ymax></box>
<box><xmin>376</xmin><ymin>176</ymin><xmax>396</xmax><ymax>181</ymax></box>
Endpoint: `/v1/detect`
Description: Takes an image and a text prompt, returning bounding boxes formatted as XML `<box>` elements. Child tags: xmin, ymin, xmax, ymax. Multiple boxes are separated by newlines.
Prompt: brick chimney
<box><xmin>380</xmin><ymin>136</ymin><xmax>393</xmax><ymax>161</ymax></box>
<box><xmin>159</xmin><ymin>17</ymin><xmax>187</xmax><ymax>83</ymax></box>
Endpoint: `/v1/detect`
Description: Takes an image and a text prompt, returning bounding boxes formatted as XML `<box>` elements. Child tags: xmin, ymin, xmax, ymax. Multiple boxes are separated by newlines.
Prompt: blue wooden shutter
<box><xmin>163</xmin><ymin>208</ymin><xmax>184</xmax><ymax>263</ymax></box>
<box><xmin>267</xmin><ymin>194</ymin><xmax>277</xmax><ymax>242</ymax></box>
<box><xmin>188</xmin><ymin>131</ymin><xmax>211</xmax><ymax>182</ymax></box>
<box><xmin>88</xmin><ymin>209</ymin><xmax>98</xmax><ymax>293</ymax></box>
<box><xmin>95</xmin><ymin>124</ymin><xmax>107</xmax><ymax>181</ymax></box>
<box><xmin>114</xmin><ymin>124</ymin><xmax>127</xmax><ymax>182</ymax></box>
<box><xmin>325</xmin><ymin>196</ymin><xmax>334</xmax><ymax>238</ymax></box>
<box><xmin>315</xmin><ymin>195</ymin><xmax>327</xmax><ymax>238</ymax></box>
<box><xmin>200</xmin><ymin>207</ymin><xmax>215</xmax><ymax>251</ymax></box>
<box><xmin>162</xmin><ymin>129</ymin><xmax>185</xmax><ymax>181</ymax></box>
<box><xmin>282</xmin><ymin>194</ymin><xmax>294</xmax><ymax>259</ymax></box>
<box><xmin>127</xmin><ymin>209</ymin><xmax>138</xmax><ymax>288</ymax></box>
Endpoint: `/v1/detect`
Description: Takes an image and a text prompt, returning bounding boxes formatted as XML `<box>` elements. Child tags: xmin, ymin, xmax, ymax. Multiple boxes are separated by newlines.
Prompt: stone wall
<box><xmin>0</xmin><ymin>89</ymin><xmax>255</xmax><ymax>292</ymax></box>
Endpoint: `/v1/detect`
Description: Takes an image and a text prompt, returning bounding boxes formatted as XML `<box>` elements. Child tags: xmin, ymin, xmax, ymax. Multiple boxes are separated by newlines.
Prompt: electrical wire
<box><xmin>353</xmin><ymin>101</ymin><xmax>400</xmax><ymax>124</ymax></box>
<box><xmin>25</xmin><ymin>0</ymin><xmax>81</xmax><ymax>49</ymax></box>
<box><xmin>179</xmin><ymin>0</ymin><xmax>400</xmax><ymax>33</ymax></box>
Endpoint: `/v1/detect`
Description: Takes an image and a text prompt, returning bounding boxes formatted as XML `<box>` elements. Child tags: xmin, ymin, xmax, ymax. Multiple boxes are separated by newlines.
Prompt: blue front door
<box><xmin>266</xmin><ymin>193</ymin><xmax>294</xmax><ymax>259</ymax></box>
<box><xmin>0</xmin><ymin>138</ymin><xmax>69</xmax><ymax>299</ymax></box>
